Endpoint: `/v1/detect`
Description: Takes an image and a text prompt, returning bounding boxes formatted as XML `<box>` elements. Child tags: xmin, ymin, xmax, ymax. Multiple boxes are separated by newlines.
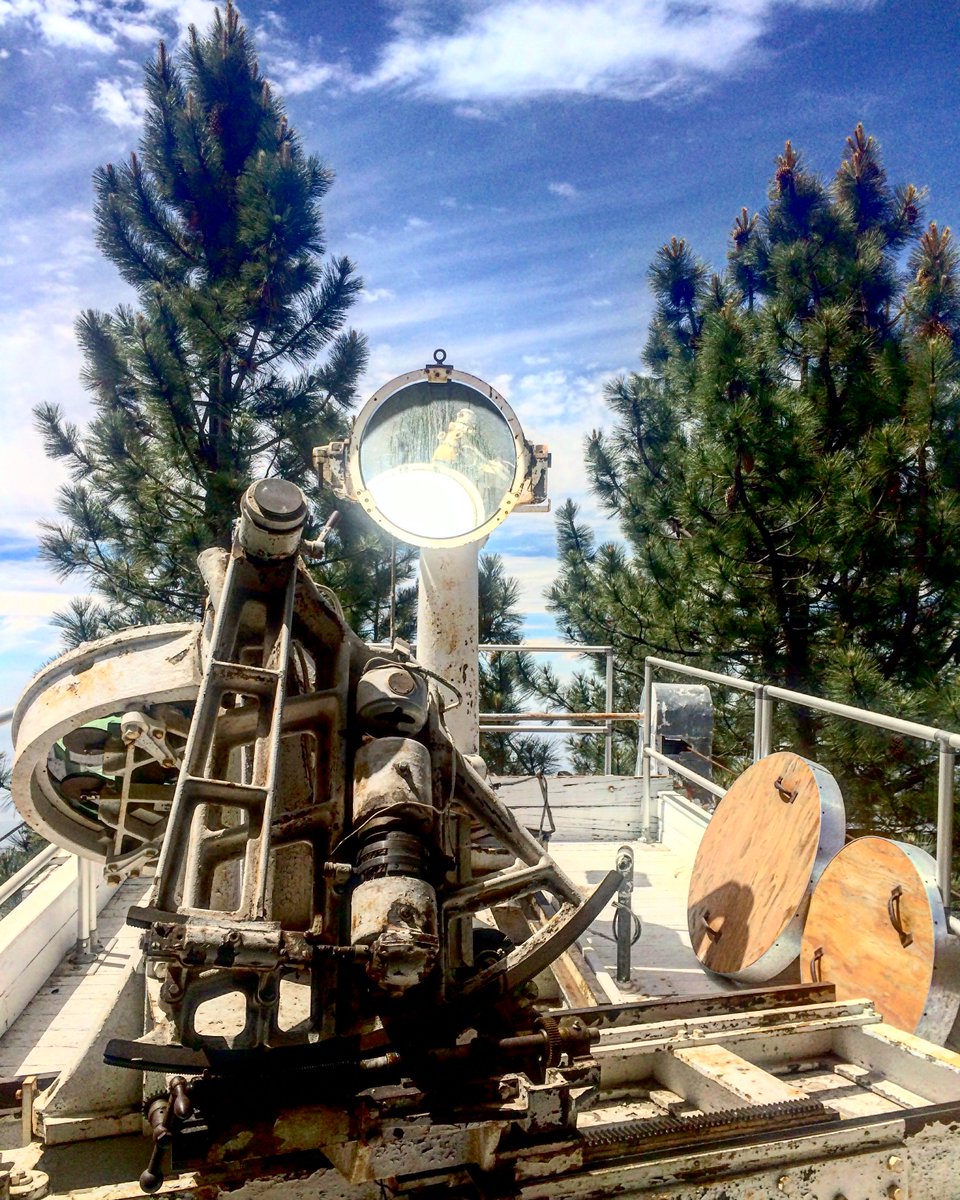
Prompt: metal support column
<box><xmin>936</xmin><ymin>740</ymin><xmax>955</xmax><ymax>910</ymax></box>
<box><xmin>604</xmin><ymin>648</ymin><xmax>614</xmax><ymax>775</ymax></box>
<box><xmin>640</xmin><ymin>660</ymin><xmax>653</xmax><ymax>839</ymax></box>
<box><xmin>615</xmin><ymin>844</ymin><xmax>635</xmax><ymax>983</ymax></box>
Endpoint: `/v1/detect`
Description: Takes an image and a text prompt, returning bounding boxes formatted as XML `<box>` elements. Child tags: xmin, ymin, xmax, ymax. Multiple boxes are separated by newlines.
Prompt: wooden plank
<box><xmin>659</xmin><ymin>1044</ymin><xmax>808</xmax><ymax>1111</ymax></box>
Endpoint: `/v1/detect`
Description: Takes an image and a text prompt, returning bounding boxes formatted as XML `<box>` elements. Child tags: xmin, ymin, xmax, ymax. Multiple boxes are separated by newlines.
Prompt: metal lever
<box><xmin>139</xmin><ymin>1077</ymin><xmax>193</xmax><ymax>1194</ymax></box>
<box><xmin>810</xmin><ymin>945</ymin><xmax>824</xmax><ymax>982</ymax></box>
<box><xmin>887</xmin><ymin>885</ymin><xmax>913</xmax><ymax>947</ymax></box>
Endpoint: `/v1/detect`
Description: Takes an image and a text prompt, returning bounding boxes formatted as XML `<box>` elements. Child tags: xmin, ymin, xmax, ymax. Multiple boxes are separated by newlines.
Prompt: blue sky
<box><xmin>1</xmin><ymin>0</ymin><xmax>959</xmax><ymax>748</ymax></box>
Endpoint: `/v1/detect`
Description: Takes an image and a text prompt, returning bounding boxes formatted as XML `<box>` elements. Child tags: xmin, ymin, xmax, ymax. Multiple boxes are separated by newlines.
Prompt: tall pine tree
<box><xmin>548</xmin><ymin>126</ymin><xmax>960</xmax><ymax>834</ymax></box>
<box><xmin>36</xmin><ymin>2</ymin><xmax>411</xmax><ymax>643</ymax></box>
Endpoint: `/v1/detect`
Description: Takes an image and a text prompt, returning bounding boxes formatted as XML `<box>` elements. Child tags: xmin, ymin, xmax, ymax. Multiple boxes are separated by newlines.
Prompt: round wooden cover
<box><xmin>801</xmin><ymin>837</ymin><xmax>957</xmax><ymax>1038</ymax></box>
<box><xmin>687</xmin><ymin>751</ymin><xmax>845</xmax><ymax>980</ymax></box>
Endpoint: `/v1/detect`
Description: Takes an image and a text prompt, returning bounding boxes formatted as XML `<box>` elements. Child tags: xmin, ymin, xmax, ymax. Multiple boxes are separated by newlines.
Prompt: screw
<box><xmin>888</xmin><ymin>1188</ymin><xmax>903</xmax><ymax>1200</ymax></box>
<box><xmin>887</xmin><ymin>1156</ymin><xmax>903</xmax><ymax>1170</ymax></box>
<box><xmin>777</xmin><ymin>1177</ymin><xmax>789</xmax><ymax>1193</ymax></box>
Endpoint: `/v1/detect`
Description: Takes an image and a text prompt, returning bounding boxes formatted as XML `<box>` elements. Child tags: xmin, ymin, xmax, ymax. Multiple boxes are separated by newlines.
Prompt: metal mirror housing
<box><xmin>314</xmin><ymin>351</ymin><xmax>549</xmax><ymax>549</ymax></box>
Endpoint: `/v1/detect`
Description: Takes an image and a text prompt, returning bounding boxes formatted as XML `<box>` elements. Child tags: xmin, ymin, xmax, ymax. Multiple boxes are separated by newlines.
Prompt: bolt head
<box><xmin>888</xmin><ymin>1188</ymin><xmax>903</xmax><ymax>1200</ymax></box>
<box><xmin>777</xmin><ymin>1177</ymin><xmax>789</xmax><ymax>1192</ymax></box>
<box><xmin>887</xmin><ymin>1155</ymin><xmax>903</xmax><ymax>1170</ymax></box>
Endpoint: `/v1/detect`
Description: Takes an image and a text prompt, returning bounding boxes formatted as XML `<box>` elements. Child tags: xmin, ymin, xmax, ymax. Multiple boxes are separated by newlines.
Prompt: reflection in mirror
<box><xmin>358</xmin><ymin>381</ymin><xmax>517</xmax><ymax>541</ymax></box>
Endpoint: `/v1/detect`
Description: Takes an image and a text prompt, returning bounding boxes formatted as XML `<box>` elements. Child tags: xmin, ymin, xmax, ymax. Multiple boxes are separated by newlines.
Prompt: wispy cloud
<box><xmin>92</xmin><ymin>78</ymin><xmax>147</xmax><ymax>129</ymax></box>
<box><xmin>548</xmin><ymin>181</ymin><xmax>578</xmax><ymax>200</ymax></box>
<box><xmin>0</xmin><ymin>0</ymin><xmax>218</xmax><ymax>55</ymax></box>
<box><xmin>367</xmin><ymin>0</ymin><xmax>873</xmax><ymax>103</ymax></box>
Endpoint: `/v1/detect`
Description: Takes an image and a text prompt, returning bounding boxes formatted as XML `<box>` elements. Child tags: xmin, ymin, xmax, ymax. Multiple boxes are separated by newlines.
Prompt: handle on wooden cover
<box><xmin>810</xmin><ymin>945</ymin><xmax>824</xmax><ymax>982</ymax></box>
<box><xmin>887</xmin><ymin>885</ymin><xmax>914</xmax><ymax>948</ymax></box>
<box><xmin>699</xmin><ymin>910</ymin><xmax>723</xmax><ymax>942</ymax></box>
<box><xmin>773</xmin><ymin>775</ymin><xmax>798</xmax><ymax>804</ymax></box>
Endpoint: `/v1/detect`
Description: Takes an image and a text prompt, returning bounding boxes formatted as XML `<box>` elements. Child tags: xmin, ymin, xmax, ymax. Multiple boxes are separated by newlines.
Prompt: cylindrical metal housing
<box><xmin>237</xmin><ymin>478</ymin><xmax>308</xmax><ymax>559</ymax></box>
<box><xmin>353</xmin><ymin>736</ymin><xmax>433</xmax><ymax>826</ymax></box>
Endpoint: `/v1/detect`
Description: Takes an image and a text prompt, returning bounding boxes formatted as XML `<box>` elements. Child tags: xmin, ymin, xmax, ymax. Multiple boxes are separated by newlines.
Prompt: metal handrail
<box><xmin>641</xmin><ymin>657</ymin><xmax>957</xmax><ymax>909</ymax></box>
<box><xmin>479</xmin><ymin>643</ymin><xmax>616</xmax><ymax>773</ymax></box>
<box><xmin>0</xmin><ymin>844</ymin><xmax>61</xmax><ymax>910</ymax></box>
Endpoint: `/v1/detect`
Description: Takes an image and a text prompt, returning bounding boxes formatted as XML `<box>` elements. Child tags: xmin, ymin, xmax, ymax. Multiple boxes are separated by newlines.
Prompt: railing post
<box><xmin>75</xmin><ymin>855</ymin><xmax>90</xmax><ymax>959</ymax></box>
<box><xmin>753</xmin><ymin>685</ymin><xmax>765</xmax><ymax>763</ymax></box>
<box><xmin>604</xmin><ymin>648</ymin><xmax>614</xmax><ymax>775</ymax></box>
<box><xmin>937</xmin><ymin>740</ymin><xmax>955</xmax><ymax>911</ymax></box>
<box><xmin>641</xmin><ymin>660</ymin><xmax>653</xmax><ymax>839</ymax></box>
<box><xmin>759</xmin><ymin>690</ymin><xmax>774</xmax><ymax>758</ymax></box>
<box><xmin>86</xmin><ymin>858</ymin><xmax>99</xmax><ymax>951</ymax></box>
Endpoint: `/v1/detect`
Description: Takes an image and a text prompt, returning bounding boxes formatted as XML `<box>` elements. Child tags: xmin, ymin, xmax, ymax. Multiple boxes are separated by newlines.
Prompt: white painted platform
<box><xmin>0</xmin><ymin>877</ymin><xmax>149</xmax><ymax>1080</ymax></box>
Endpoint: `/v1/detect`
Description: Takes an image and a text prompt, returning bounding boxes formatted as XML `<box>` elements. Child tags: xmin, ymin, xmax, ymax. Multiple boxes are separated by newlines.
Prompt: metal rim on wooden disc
<box><xmin>800</xmin><ymin>837</ymin><xmax>960</xmax><ymax>1043</ymax></box>
<box><xmin>687</xmin><ymin>751</ymin><xmax>846</xmax><ymax>983</ymax></box>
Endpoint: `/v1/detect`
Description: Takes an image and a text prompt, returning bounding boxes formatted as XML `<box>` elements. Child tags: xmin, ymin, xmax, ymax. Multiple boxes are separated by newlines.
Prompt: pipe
<box><xmin>936</xmin><ymin>741</ymin><xmax>955</xmax><ymax>908</ymax></box>
<box><xmin>641</xmin><ymin>661</ymin><xmax>653</xmax><ymax>838</ymax></box>
<box><xmin>417</xmin><ymin>544</ymin><xmax>480</xmax><ymax>756</ymax></box>
<box><xmin>604</xmin><ymin>649</ymin><xmax>615</xmax><ymax>775</ymax></box>
<box><xmin>643</xmin><ymin>745</ymin><xmax>726</xmax><ymax>800</ymax></box>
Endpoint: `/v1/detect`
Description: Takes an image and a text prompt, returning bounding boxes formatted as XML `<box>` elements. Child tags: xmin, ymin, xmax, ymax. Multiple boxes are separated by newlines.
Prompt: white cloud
<box><xmin>548</xmin><ymin>181</ymin><xmax>578</xmax><ymax>200</ymax></box>
<box><xmin>92</xmin><ymin>77</ymin><xmax>147</xmax><ymax>129</ymax></box>
<box><xmin>37</xmin><ymin>9</ymin><xmax>115</xmax><ymax>52</ymax></box>
<box><xmin>265</xmin><ymin>56</ymin><xmax>339</xmax><ymax>96</ymax></box>
<box><xmin>0</xmin><ymin>0</ymin><xmax>218</xmax><ymax>55</ymax></box>
<box><xmin>361</xmin><ymin>287</ymin><xmax>396</xmax><ymax>303</ymax></box>
<box><xmin>367</xmin><ymin>0</ymin><xmax>871</xmax><ymax>103</ymax></box>
<box><xmin>405</xmin><ymin>216</ymin><xmax>430</xmax><ymax>230</ymax></box>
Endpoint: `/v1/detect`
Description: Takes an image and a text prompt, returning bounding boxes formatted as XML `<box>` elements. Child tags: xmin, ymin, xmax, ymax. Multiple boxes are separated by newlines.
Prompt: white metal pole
<box><xmin>753</xmin><ymin>686</ymin><xmax>765</xmax><ymax>762</ymax></box>
<box><xmin>86</xmin><ymin>858</ymin><xmax>99</xmax><ymax>950</ymax></box>
<box><xmin>759</xmin><ymin>692</ymin><xmax>774</xmax><ymax>757</ymax></box>
<box><xmin>604</xmin><ymin>649</ymin><xmax>614</xmax><ymax>775</ymax></box>
<box><xmin>641</xmin><ymin>660</ymin><xmax>653</xmax><ymax>838</ymax></box>
<box><xmin>75</xmin><ymin>856</ymin><xmax>89</xmax><ymax>955</ymax></box>
<box><xmin>417</xmin><ymin>544</ymin><xmax>480</xmax><ymax>757</ymax></box>
<box><xmin>936</xmin><ymin>741</ymin><xmax>955</xmax><ymax>908</ymax></box>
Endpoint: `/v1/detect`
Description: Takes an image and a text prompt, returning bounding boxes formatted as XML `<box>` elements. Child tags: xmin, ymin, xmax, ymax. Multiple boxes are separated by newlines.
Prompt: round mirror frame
<box><xmin>347</xmin><ymin>367</ymin><xmax>532</xmax><ymax>548</ymax></box>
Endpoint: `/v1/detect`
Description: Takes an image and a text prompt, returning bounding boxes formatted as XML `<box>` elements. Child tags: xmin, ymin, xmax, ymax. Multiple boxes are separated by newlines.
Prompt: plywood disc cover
<box><xmin>801</xmin><ymin>837</ymin><xmax>960</xmax><ymax>1043</ymax></box>
<box><xmin>687</xmin><ymin>752</ymin><xmax>845</xmax><ymax>982</ymax></box>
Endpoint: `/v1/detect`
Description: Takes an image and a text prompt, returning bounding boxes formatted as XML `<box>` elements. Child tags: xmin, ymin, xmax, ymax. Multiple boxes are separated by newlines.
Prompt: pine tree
<box><xmin>36</xmin><ymin>2</ymin><xmax>409</xmax><ymax>642</ymax></box>
<box><xmin>548</xmin><ymin>126</ymin><xmax>960</xmax><ymax>834</ymax></box>
<box><xmin>478</xmin><ymin>553</ymin><xmax>558</xmax><ymax>775</ymax></box>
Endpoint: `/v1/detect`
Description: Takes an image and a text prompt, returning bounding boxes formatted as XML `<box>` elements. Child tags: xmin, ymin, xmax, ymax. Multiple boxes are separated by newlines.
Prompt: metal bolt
<box><xmin>887</xmin><ymin>1156</ymin><xmax>903</xmax><ymax>1170</ymax></box>
<box><xmin>777</xmin><ymin>1177</ymin><xmax>790</xmax><ymax>1193</ymax></box>
<box><xmin>887</xmin><ymin>1188</ymin><xmax>903</xmax><ymax>1200</ymax></box>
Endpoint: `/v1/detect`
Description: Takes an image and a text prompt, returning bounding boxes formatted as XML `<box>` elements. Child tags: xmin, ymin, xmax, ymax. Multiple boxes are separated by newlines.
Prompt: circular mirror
<box><xmin>351</xmin><ymin>372</ymin><xmax>527</xmax><ymax>547</ymax></box>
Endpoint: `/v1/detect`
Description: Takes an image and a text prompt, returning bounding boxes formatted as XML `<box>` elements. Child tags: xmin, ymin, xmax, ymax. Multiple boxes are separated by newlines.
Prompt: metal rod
<box><xmin>480</xmin><ymin>724</ymin><xmax>609</xmax><ymax>734</ymax></box>
<box><xmin>760</xmin><ymin>691</ymin><xmax>774</xmax><ymax>757</ymax></box>
<box><xmin>763</xmin><ymin>684</ymin><xmax>960</xmax><ymax>750</ymax></box>
<box><xmin>752</xmin><ymin>686</ymin><xmax>764</xmax><ymax>763</ymax></box>
<box><xmin>615</xmin><ymin>845</ymin><xmax>634</xmax><ymax>984</ymax></box>
<box><xmin>480</xmin><ymin>643</ymin><xmax>614</xmax><ymax>654</ymax></box>
<box><xmin>480</xmin><ymin>711</ymin><xmax>643</xmax><ymax>722</ymax></box>
<box><xmin>641</xmin><ymin>661</ymin><xmax>653</xmax><ymax>837</ymax></box>
<box><xmin>75</xmin><ymin>857</ymin><xmax>90</xmax><ymax>955</ymax></box>
<box><xmin>0</xmin><ymin>843</ymin><xmax>60</xmax><ymax>909</ymax></box>
<box><xmin>643</xmin><ymin>745</ymin><xmax>727</xmax><ymax>799</ymax></box>
<box><xmin>644</xmin><ymin>656</ymin><xmax>760</xmax><ymax>693</ymax></box>
<box><xmin>86</xmin><ymin>858</ymin><xmax>98</xmax><ymax>949</ymax></box>
<box><xmin>936</xmin><ymin>742</ymin><xmax>955</xmax><ymax>909</ymax></box>
<box><xmin>604</xmin><ymin>649</ymin><xmax>615</xmax><ymax>775</ymax></box>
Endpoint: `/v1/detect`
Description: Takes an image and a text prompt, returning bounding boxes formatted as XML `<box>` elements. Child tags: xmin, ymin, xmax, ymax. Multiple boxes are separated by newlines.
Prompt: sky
<box><xmin>1</xmin><ymin>0</ymin><xmax>959</xmax><ymax>763</ymax></box>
